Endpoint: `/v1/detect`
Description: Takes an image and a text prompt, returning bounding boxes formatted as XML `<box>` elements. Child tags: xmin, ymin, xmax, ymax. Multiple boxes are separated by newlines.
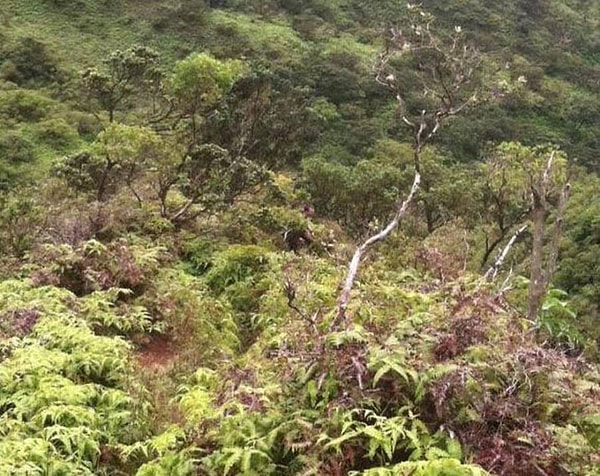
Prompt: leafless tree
<box><xmin>485</xmin><ymin>224</ymin><xmax>528</xmax><ymax>282</ymax></box>
<box><xmin>335</xmin><ymin>6</ymin><xmax>483</xmax><ymax>326</ymax></box>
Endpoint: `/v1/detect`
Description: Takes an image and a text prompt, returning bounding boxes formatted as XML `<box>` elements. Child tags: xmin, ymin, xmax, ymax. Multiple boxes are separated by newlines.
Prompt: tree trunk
<box><xmin>169</xmin><ymin>197</ymin><xmax>197</xmax><ymax>223</ymax></box>
<box><xmin>526</xmin><ymin>152</ymin><xmax>569</xmax><ymax>323</ymax></box>
<box><xmin>335</xmin><ymin>171</ymin><xmax>421</xmax><ymax>326</ymax></box>
<box><xmin>96</xmin><ymin>158</ymin><xmax>114</xmax><ymax>202</ymax></box>
<box><xmin>527</xmin><ymin>193</ymin><xmax>546</xmax><ymax>321</ymax></box>
<box><xmin>481</xmin><ymin>233</ymin><xmax>506</xmax><ymax>270</ymax></box>
<box><xmin>544</xmin><ymin>183</ymin><xmax>571</xmax><ymax>286</ymax></box>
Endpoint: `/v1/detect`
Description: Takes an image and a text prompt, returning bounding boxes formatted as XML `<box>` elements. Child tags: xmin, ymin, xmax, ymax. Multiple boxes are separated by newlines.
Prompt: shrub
<box><xmin>52</xmin><ymin>151</ymin><xmax>108</xmax><ymax>196</ymax></box>
<box><xmin>71</xmin><ymin>111</ymin><xmax>102</xmax><ymax>140</ymax></box>
<box><xmin>205</xmin><ymin>245</ymin><xmax>271</xmax><ymax>294</ymax></box>
<box><xmin>35</xmin><ymin>118</ymin><xmax>79</xmax><ymax>150</ymax></box>
<box><xmin>0</xmin><ymin>279</ymin><xmax>153</xmax><ymax>474</ymax></box>
<box><xmin>0</xmin><ymin>192</ymin><xmax>41</xmax><ymax>257</ymax></box>
<box><xmin>204</xmin><ymin>245</ymin><xmax>276</xmax><ymax>344</ymax></box>
<box><xmin>301</xmin><ymin>141</ymin><xmax>412</xmax><ymax>234</ymax></box>
<box><xmin>0</xmin><ymin>89</ymin><xmax>54</xmax><ymax>122</ymax></box>
<box><xmin>250</xmin><ymin>206</ymin><xmax>308</xmax><ymax>237</ymax></box>
<box><xmin>0</xmin><ymin>37</ymin><xmax>60</xmax><ymax>86</ymax></box>
<box><xmin>0</xmin><ymin>130</ymin><xmax>34</xmax><ymax>163</ymax></box>
<box><xmin>29</xmin><ymin>237</ymin><xmax>166</xmax><ymax>296</ymax></box>
<box><xmin>151</xmin><ymin>0</ymin><xmax>208</xmax><ymax>32</ymax></box>
<box><xmin>141</xmin><ymin>269</ymin><xmax>239</xmax><ymax>366</ymax></box>
<box><xmin>181</xmin><ymin>236</ymin><xmax>223</xmax><ymax>276</ymax></box>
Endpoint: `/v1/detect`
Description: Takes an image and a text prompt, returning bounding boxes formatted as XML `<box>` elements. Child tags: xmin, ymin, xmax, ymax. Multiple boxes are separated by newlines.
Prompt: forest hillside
<box><xmin>0</xmin><ymin>1</ymin><xmax>599</xmax><ymax>474</ymax></box>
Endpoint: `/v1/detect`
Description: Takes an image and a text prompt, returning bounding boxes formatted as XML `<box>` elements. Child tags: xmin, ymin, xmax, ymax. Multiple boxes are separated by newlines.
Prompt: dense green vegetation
<box><xmin>1</xmin><ymin>0</ymin><xmax>600</xmax><ymax>474</ymax></box>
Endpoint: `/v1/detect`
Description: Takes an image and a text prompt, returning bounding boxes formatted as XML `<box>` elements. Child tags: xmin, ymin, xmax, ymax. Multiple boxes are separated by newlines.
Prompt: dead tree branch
<box><xmin>284</xmin><ymin>277</ymin><xmax>317</xmax><ymax>332</ymax></box>
<box><xmin>527</xmin><ymin>151</ymin><xmax>570</xmax><ymax>321</ymax></box>
<box><xmin>334</xmin><ymin>5</ymin><xmax>483</xmax><ymax>327</ymax></box>
<box><xmin>334</xmin><ymin>172</ymin><xmax>421</xmax><ymax>326</ymax></box>
<box><xmin>485</xmin><ymin>224</ymin><xmax>528</xmax><ymax>282</ymax></box>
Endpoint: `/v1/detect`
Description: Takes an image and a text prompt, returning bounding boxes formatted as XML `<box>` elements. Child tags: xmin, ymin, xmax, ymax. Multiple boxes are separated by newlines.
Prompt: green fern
<box><xmin>0</xmin><ymin>279</ymin><xmax>151</xmax><ymax>474</ymax></box>
<box><xmin>368</xmin><ymin>347</ymin><xmax>419</xmax><ymax>388</ymax></box>
<box><xmin>327</xmin><ymin>324</ymin><xmax>371</xmax><ymax>348</ymax></box>
<box><xmin>349</xmin><ymin>458</ymin><xmax>489</xmax><ymax>476</ymax></box>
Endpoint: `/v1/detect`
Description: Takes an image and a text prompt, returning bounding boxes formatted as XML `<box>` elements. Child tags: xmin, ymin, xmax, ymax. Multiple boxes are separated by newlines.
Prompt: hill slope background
<box><xmin>0</xmin><ymin>1</ymin><xmax>600</xmax><ymax>474</ymax></box>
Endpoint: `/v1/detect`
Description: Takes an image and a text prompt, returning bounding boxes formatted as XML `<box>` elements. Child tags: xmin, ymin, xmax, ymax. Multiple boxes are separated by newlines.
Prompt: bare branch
<box><xmin>527</xmin><ymin>150</ymin><xmax>570</xmax><ymax>322</ymax></box>
<box><xmin>334</xmin><ymin>172</ymin><xmax>421</xmax><ymax>327</ymax></box>
<box><xmin>539</xmin><ymin>150</ymin><xmax>556</xmax><ymax>210</ymax></box>
<box><xmin>542</xmin><ymin>151</ymin><xmax>556</xmax><ymax>193</ymax></box>
<box><xmin>485</xmin><ymin>224</ymin><xmax>528</xmax><ymax>282</ymax></box>
<box><xmin>284</xmin><ymin>277</ymin><xmax>317</xmax><ymax>331</ymax></box>
<box><xmin>169</xmin><ymin>198</ymin><xmax>199</xmax><ymax>223</ymax></box>
<box><xmin>334</xmin><ymin>4</ymin><xmax>482</xmax><ymax>328</ymax></box>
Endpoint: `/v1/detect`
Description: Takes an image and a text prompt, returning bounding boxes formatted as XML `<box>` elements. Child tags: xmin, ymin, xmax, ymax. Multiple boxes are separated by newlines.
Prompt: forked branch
<box><xmin>334</xmin><ymin>4</ymin><xmax>482</xmax><ymax>328</ymax></box>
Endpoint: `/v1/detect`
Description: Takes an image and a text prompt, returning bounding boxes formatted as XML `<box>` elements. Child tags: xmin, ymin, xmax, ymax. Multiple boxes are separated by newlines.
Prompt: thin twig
<box><xmin>284</xmin><ymin>277</ymin><xmax>317</xmax><ymax>332</ymax></box>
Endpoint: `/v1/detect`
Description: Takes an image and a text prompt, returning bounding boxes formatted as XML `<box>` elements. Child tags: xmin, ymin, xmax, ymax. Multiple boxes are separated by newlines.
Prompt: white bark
<box><xmin>527</xmin><ymin>151</ymin><xmax>569</xmax><ymax>322</ymax></box>
<box><xmin>335</xmin><ymin>171</ymin><xmax>421</xmax><ymax>325</ymax></box>
<box><xmin>485</xmin><ymin>224</ymin><xmax>528</xmax><ymax>282</ymax></box>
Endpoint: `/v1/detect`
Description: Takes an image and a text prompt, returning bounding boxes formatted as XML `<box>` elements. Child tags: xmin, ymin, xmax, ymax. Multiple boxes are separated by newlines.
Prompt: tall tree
<box><xmin>168</xmin><ymin>53</ymin><xmax>245</xmax><ymax>143</ymax></box>
<box><xmin>480</xmin><ymin>142</ymin><xmax>571</xmax><ymax>321</ymax></box>
<box><xmin>81</xmin><ymin>46</ymin><xmax>161</xmax><ymax>123</ymax></box>
<box><xmin>54</xmin><ymin>123</ymin><xmax>161</xmax><ymax>202</ymax></box>
<box><xmin>336</xmin><ymin>5</ymin><xmax>483</xmax><ymax>324</ymax></box>
<box><xmin>525</xmin><ymin>148</ymin><xmax>570</xmax><ymax>322</ymax></box>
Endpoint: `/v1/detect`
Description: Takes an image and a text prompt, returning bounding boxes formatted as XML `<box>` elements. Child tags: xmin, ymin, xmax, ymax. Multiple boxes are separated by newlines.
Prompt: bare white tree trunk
<box><xmin>331</xmin><ymin>4</ymin><xmax>482</xmax><ymax>328</ymax></box>
<box><xmin>335</xmin><ymin>172</ymin><xmax>421</xmax><ymax>325</ymax></box>
<box><xmin>485</xmin><ymin>224</ymin><xmax>528</xmax><ymax>282</ymax></box>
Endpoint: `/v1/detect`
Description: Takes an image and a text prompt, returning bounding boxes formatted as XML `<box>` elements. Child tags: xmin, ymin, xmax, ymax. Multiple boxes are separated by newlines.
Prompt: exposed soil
<box><xmin>135</xmin><ymin>333</ymin><xmax>184</xmax><ymax>428</ymax></box>
<box><xmin>136</xmin><ymin>333</ymin><xmax>177</xmax><ymax>370</ymax></box>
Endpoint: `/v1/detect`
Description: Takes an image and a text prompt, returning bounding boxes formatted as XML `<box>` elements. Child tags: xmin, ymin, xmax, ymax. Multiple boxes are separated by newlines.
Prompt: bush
<box><xmin>52</xmin><ymin>151</ymin><xmax>107</xmax><ymax>195</ymax></box>
<box><xmin>181</xmin><ymin>236</ymin><xmax>223</xmax><ymax>276</ymax></box>
<box><xmin>301</xmin><ymin>140</ymin><xmax>413</xmax><ymax>233</ymax></box>
<box><xmin>141</xmin><ymin>269</ymin><xmax>239</xmax><ymax>366</ymax></box>
<box><xmin>0</xmin><ymin>192</ymin><xmax>41</xmax><ymax>257</ymax></box>
<box><xmin>0</xmin><ymin>280</ymin><xmax>152</xmax><ymax>474</ymax></box>
<box><xmin>204</xmin><ymin>245</ymin><xmax>276</xmax><ymax>339</ymax></box>
<box><xmin>250</xmin><ymin>206</ymin><xmax>308</xmax><ymax>236</ymax></box>
<box><xmin>29</xmin><ymin>237</ymin><xmax>166</xmax><ymax>296</ymax></box>
<box><xmin>34</xmin><ymin>118</ymin><xmax>79</xmax><ymax>149</ymax></box>
<box><xmin>0</xmin><ymin>37</ymin><xmax>60</xmax><ymax>86</ymax></box>
<box><xmin>151</xmin><ymin>0</ymin><xmax>208</xmax><ymax>32</ymax></box>
<box><xmin>0</xmin><ymin>130</ymin><xmax>35</xmax><ymax>163</ymax></box>
<box><xmin>0</xmin><ymin>89</ymin><xmax>54</xmax><ymax>122</ymax></box>
<box><xmin>205</xmin><ymin>245</ymin><xmax>271</xmax><ymax>294</ymax></box>
<box><xmin>71</xmin><ymin>111</ymin><xmax>102</xmax><ymax>140</ymax></box>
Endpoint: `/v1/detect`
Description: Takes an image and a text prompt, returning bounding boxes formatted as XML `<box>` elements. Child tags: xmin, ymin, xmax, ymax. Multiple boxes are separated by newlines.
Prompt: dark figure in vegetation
<box><xmin>283</xmin><ymin>204</ymin><xmax>315</xmax><ymax>252</ymax></box>
<box><xmin>302</xmin><ymin>204</ymin><xmax>315</xmax><ymax>219</ymax></box>
<box><xmin>283</xmin><ymin>228</ymin><xmax>314</xmax><ymax>252</ymax></box>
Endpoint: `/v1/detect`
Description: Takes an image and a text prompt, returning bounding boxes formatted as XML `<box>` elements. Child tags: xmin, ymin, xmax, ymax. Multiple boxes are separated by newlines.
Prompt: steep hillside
<box><xmin>1</xmin><ymin>1</ymin><xmax>600</xmax><ymax>475</ymax></box>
